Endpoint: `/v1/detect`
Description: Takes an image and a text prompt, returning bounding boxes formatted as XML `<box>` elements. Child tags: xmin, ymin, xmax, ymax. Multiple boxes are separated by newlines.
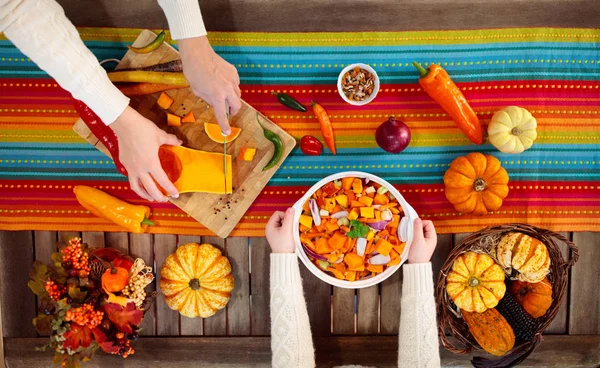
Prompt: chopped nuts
<box><xmin>341</xmin><ymin>66</ymin><xmax>375</xmax><ymax>102</ymax></box>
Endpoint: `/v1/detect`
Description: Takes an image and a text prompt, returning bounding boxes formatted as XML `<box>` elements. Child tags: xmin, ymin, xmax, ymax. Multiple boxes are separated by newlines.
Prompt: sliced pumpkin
<box><xmin>167</xmin><ymin>113</ymin><xmax>182</xmax><ymax>127</ymax></box>
<box><xmin>204</xmin><ymin>123</ymin><xmax>241</xmax><ymax>143</ymax></box>
<box><xmin>238</xmin><ymin>147</ymin><xmax>256</xmax><ymax>161</ymax></box>
<box><xmin>181</xmin><ymin>111</ymin><xmax>196</xmax><ymax>123</ymax></box>
<box><xmin>157</xmin><ymin>92</ymin><xmax>174</xmax><ymax>110</ymax></box>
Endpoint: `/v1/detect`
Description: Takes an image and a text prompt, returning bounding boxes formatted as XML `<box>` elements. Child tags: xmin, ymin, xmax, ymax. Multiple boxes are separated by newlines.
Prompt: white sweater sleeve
<box><xmin>157</xmin><ymin>0</ymin><xmax>207</xmax><ymax>40</ymax></box>
<box><xmin>0</xmin><ymin>0</ymin><xmax>130</xmax><ymax>125</ymax></box>
<box><xmin>270</xmin><ymin>254</ymin><xmax>315</xmax><ymax>368</ymax></box>
<box><xmin>398</xmin><ymin>263</ymin><xmax>441</xmax><ymax>368</ymax></box>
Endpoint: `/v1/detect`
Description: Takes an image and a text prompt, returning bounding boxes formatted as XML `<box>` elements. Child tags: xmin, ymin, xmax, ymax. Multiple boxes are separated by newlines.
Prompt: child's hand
<box><xmin>266</xmin><ymin>208</ymin><xmax>296</xmax><ymax>253</ymax></box>
<box><xmin>408</xmin><ymin>218</ymin><xmax>437</xmax><ymax>264</ymax></box>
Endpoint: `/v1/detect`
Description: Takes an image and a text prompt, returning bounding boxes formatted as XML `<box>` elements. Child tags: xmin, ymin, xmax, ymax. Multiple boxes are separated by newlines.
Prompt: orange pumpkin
<box><xmin>462</xmin><ymin>308</ymin><xmax>515</xmax><ymax>356</ymax></box>
<box><xmin>509</xmin><ymin>277</ymin><xmax>553</xmax><ymax>318</ymax></box>
<box><xmin>101</xmin><ymin>267</ymin><xmax>129</xmax><ymax>293</ymax></box>
<box><xmin>444</xmin><ymin>152</ymin><xmax>509</xmax><ymax>216</ymax></box>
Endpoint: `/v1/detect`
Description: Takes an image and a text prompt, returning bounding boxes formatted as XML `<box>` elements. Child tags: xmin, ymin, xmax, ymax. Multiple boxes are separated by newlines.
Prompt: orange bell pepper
<box><xmin>73</xmin><ymin>186</ymin><xmax>153</xmax><ymax>233</ymax></box>
<box><xmin>312</xmin><ymin>101</ymin><xmax>336</xmax><ymax>154</ymax></box>
<box><xmin>413</xmin><ymin>62</ymin><xmax>482</xmax><ymax>145</ymax></box>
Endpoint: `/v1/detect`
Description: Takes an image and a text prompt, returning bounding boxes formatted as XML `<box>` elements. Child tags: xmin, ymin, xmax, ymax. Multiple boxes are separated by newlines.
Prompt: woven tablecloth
<box><xmin>1</xmin><ymin>27</ymin><xmax>599</xmax><ymax>236</ymax></box>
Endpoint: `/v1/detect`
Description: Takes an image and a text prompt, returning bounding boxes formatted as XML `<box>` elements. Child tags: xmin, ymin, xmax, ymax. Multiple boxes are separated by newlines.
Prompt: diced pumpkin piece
<box><xmin>328</xmin><ymin>232</ymin><xmax>347</xmax><ymax>251</ymax></box>
<box><xmin>375</xmin><ymin>238</ymin><xmax>393</xmax><ymax>257</ymax></box>
<box><xmin>341</xmin><ymin>177</ymin><xmax>355</xmax><ymax>190</ymax></box>
<box><xmin>366</xmin><ymin>264</ymin><xmax>384</xmax><ymax>273</ymax></box>
<box><xmin>333</xmin><ymin>262</ymin><xmax>346</xmax><ymax>273</ymax></box>
<box><xmin>299</xmin><ymin>224</ymin><xmax>310</xmax><ymax>233</ymax></box>
<box><xmin>327</xmin><ymin>267</ymin><xmax>345</xmax><ymax>280</ymax></box>
<box><xmin>348</xmin><ymin>264</ymin><xmax>365</xmax><ymax>272</ymax></box>
<box><xmin>299</xmin><ymin>214</ymin><xmax>313</xmax><ymax>228</ymax></box>
<box><xmin>322</xmin><ymin>182</ymin><xmax>340</xmax><ymax>197</ymax></box>
<box><xmin>181</xmin><ymin>111</ymin><xmax>195</xmax><ymax>123</ymax></box>
<box><xmin>345</xmin><ymin>271</ymin><xmax>357</xmax><ymax>282</ymax></box>
<box><xmin>345</xmin><ymin>190</ymin><xmax>356</xmax><ymax>203</ymax></box>
<box><xmin>324</xmin><ymin>198</ymin><xmax>336</xmax><ymax>213</ymax></box>
<box><xmin>390</xmin><ymin>207</ymin><xmax>401</xmax><ymax>214</ymax></box>
<box><xmin>344</xmin><ymin>252</ymin><xmax>363</xmax><ymax>268</ymax></box>
<box><xmin>157</xmin><ymin>92</ymin><xmax>174</xmax><ymax>110</ymax></box>
<box><xmin>351</xmin><ymin>200</ymin><xmax>365</xmax><ymax>208</ymax></box>
<box><xmin>352</xmin><ymin>178</ymin><xmax>363</xmax><ymax>194</ymax></box>
<box><xmin>340</xmin><ymin>225</ymin><xmax>351</xmax><ymax>233</ymax></box>
<box><xmin>348</xmin><ymin>208</ymin><xmax>360</xmax><ymax>220</ymax></box>
<box><xmin>393</xmin><ymin>243</ymin><xmax>406</xmax><ymax>255</ymax></box>
<box><xmin>325</xmin><ymin>220</ymin><xmax>340</xmax><ymax>232</ymax></box>
<box><xmin>388</xmin><ymin>215</ymin><xmax>400</xmax><ymax>229</ymax></box>
<box><xmin>335</xmin><ymin>194</ymin><xmax>348</xmax><ymax>208</ymax></box>
<box><xmin>327</xmin><ymin>253</ymin><xmax>341</xmax><ymax>263</ymax></box>
<box><xmin>332</xmin><ymin>204</ymin><xmax>344</xmax><ymax>213</ymax></box>
<box><xmin>360</xmin><ymin>206</ymin><xmax>375</xmax><ymax>219</ymax></box>
<box><xmin>366</xmin><ymin>230</ymin><xmax>375</xmax><ymax>241</ymax></box>
<box><xmin>316</xmin><ymin>238</ymin><xmax>333</xmax><ymax>254</ymax></box>
<box><xmin>374</xmin><ymin>193</ymin><xmax>390</xmax><ymax>205</ymax></box>
<box><xmin>167</xmin><ymin>112</ymin><xmax>182</xmax><ymax>127</ymax></box>
<box><xmin>302</xmin><ymin>200</ymin><xmax>310</xmax><ymax>213</ymax></box>
<box><xmin>238</xmin><ymin>147</ymin><xmax>257</xmax><ymax>161</ymax></box>
<box><xmin>358</xmin><ymin>196</ymin><xmax>374</xmax><ymax>207</ymax></box>
<box><xmin>387</xmin><ymin>257</ymin><xmax>401</xmax><ymax>266</ymax></box>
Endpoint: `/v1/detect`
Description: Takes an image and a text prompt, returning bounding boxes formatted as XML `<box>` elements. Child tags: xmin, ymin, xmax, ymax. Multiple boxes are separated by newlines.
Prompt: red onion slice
<box><xmin>309</xmin><ymin>199</ymin><xmax>321</xmax><ymax>226</ymax></box>
<box><xmin>302</xmin><ymin>244</ymin><xmax>327</xmax><ymax>261</ymax></box>
<box><xmin>365</xmin><ymin>178</ymin><xmax>370</xmax><ymax>184</ymax></box>
<box><xmin>367</xmin><ymin>220</ymin><xmax>391</xmax><ymax>231</ymax></box>
<box><xmin>330</xmin><ymin>210</ymin><xmax>349</xmax><ymax>219</ymax></box>
<box><xmin>356</xmin><ymin>237</ymin><xmax>367</xmax><ymax>256</ymax></box>
<box><xmin>369</xmin><ymin>254</ymin><xmax>391</xmax><ymax>265</ymax></box>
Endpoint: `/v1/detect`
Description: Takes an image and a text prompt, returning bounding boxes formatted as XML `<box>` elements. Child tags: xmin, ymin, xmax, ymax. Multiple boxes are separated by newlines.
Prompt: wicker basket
<box><xmin>435</xmin><ymin>224</ymin><xmax>578</xmax><ymax>368</ymax></box>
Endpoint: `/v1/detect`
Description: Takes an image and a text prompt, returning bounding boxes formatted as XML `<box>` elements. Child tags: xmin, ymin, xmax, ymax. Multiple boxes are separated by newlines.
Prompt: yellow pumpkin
<box><xmin>488</xmin><ymin>106</ymin><xmax>537</xmax><ymax>154</ymax></box>
<box><xmin>204</xmin><ymin>123</ymin><xmax>241</xmax><ymax>143</ymax></box>
<box><xmin>444</xmin><ymin>152</ymin><xmax>509</xmax><ymax>216</ymax></box>
<box><xmin>159</xmin><ymin>243</ymin><xmax>234</xmax><ymax>318</ymax></box>
<box><xmin>494</xmin><ymin>232</ymin><xmax>550</xmax><ymax>283</ymax></box>
<box><xmin>159</xmin><ymin>145</ymin><xmax>232</xmax><ymax>194</ymax></box>
<box><xmin>446</xmin><ymin>252</ymin><xmax>506</xmax><ymax>313</ymax></box>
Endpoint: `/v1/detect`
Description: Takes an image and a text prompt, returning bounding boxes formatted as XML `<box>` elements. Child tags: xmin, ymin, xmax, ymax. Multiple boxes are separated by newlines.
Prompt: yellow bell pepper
<box><xmin>73</xmin><ymin>186</ymin><xmax>154</xmax><ymax>233</ymax></box>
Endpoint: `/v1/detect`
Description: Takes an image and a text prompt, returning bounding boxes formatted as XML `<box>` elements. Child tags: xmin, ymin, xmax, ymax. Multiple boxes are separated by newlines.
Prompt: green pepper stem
<box><xmin>141</xmin><ymin>218</ymin><xmax>155</xmax><ymax>226</ymax></box>
<box><xmin>311</xmin><ymin>101</ymin><xmax>317</xmax><ymax>107</ymax></box>
<box><xmin>412</xmin><ymin>62</ymin><xmax>428</xmax><ymax>77</ymax></box>
<box><xmin>256</xmin><ymin>112</ymin><xmax>266</xmax><ymax>130</ymax></box>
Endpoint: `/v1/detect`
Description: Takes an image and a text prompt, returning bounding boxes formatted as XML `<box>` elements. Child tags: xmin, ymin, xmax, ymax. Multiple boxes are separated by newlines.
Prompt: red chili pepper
<box><xmin>300</xmin><ymin>135</ymin><xmax>323</xmax><ymax>156</ymax></box>
<box><xmin>71</xmin><ymin>98</ymin><xmax>127</xmax><ymax>176</ymax></box>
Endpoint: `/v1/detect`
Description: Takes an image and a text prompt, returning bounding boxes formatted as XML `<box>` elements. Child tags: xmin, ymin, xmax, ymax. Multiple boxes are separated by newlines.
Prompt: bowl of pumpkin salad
<box><xmin>292</xmin><ymin>171</ymin><xmax>419</xmax><ymax>289</ymax></box>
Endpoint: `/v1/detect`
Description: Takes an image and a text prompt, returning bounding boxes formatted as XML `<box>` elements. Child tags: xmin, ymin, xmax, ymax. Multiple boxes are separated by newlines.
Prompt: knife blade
<box><xmin>222</xmin><ymin>104</ymin><xmax>230</xmax><ymax>194</ymax></box>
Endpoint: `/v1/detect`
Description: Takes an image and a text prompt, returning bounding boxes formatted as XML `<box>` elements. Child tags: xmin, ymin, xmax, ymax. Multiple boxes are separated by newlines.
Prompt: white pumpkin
<box><xmin>488</xmin><ymin>106</ymin><xmax>537</xmax><ymax>154</ymax></box>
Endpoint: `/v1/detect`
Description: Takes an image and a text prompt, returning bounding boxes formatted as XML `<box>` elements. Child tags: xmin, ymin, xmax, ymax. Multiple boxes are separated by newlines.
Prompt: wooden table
<box><xmin>0</xmin><ymin>230</ymin><xmax>598</xmax><ymax>367</ymax></box>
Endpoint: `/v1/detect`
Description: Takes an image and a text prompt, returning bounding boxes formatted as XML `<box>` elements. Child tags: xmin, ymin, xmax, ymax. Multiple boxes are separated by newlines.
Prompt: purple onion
<box><xmin>356</xmin><ymin>237</ymin><xmax>367</xmax><ymax>256</ymax></box>
<box><xmin>309</xmin><ymin>199</ymin><xmax>321</xmax><ymax>226</ymax></box>
<box><xmin>367</xmin><ymin>220</ymin><xmax>392</xmax><ymax>231</ymax></box>
<box><xmin>330</xmin><ymin>210</ymin><xmax>349</xmax><ymax>219</ymax></box>
<box><xmin>302</xmin><ymin>244</ymin><xmax>327</xmax><ymax>261</ymax></box>
<box><xmin>369</xmin><ymin>254</ymin><xmax>391</xmax><ymax>265</ymax></box>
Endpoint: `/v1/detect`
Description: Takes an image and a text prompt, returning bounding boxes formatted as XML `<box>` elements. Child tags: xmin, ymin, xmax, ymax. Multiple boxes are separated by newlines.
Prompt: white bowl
<box><xmin>337</xmin><ymin>63</ymin><xmax>380</xmax><ymax>106</ymax></box>
<box><xmin>292</xmin><ymin>171</ymin><xmax>419</xmax><ymax>289</ymax></box>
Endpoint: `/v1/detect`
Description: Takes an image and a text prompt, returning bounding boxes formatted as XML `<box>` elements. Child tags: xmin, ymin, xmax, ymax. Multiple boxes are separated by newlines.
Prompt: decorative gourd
<box><xmin>446</xmin><ymin>252</ymin><xmax>506</xmax><ymax>313</ymax></box>
<box><xmin>159</xmin><ymin>243</ymin><xmax>234</xmax><ymax>318</ymax></box>
<box><xmin>488</xmin><ymin>106</ymin><xmax>537</xmax><ymax>154</ymax></box>
<box><xmin>509</xmin><ymin>277</ymin><xmax>553</xmax><ymax>318</ymax></box>
<box><xmin>101</xmin><ymin>267</ymin><xmax>129</xmax><ymax>293</ymax></box>
<box><xmin>159</xmin><ymin>145</ymin><xmax>232</xmax><ymax>194</ymax></box>
<box><xmin>494</xmin><ymin>232</ymin><xmax>550</xmax><ymax>283</ymax></box>
<box><xmin>462</xmin><ymin>308</ymin><xmax>515</xmax><ymax>356</ymax></box>
<box><xmin>444</xmin><ymin>152</ymin><xmax>509</xmax><ymax>216</ymax></box>
<box><xmin>204</xmin><ymin>123</ymin><xmax>241</xmax><ymax>143</ymax></box>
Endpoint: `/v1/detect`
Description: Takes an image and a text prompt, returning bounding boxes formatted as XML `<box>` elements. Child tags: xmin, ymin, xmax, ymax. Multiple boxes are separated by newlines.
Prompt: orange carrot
<box><xmin>312</xmin><ymin>101</ymin><xmax>336</xmax><ymax>155</ymax></box>
<box><xmin>379</xmin><ymin>202</ymin><xmax>398</xmax><ymax>210</ymax></box>
<box><xmin>118</xmin><ymin>83</ymin><xmax>186</xmax><ymax>97</ymax></box>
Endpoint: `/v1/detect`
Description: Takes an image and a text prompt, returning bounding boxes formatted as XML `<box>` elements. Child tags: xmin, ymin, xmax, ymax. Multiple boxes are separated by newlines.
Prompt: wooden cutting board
<box><xmin>73</xmin><ymin>30</ymin><xmax>296</xmax><ymax>238</ymax></box>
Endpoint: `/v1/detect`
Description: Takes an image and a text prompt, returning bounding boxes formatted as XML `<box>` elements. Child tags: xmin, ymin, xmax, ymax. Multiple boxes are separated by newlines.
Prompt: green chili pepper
<box><xmin>272</xmin><ymin>92</ymin><xmax>307</xmax><ymax>112</ymax></box>
<box><xmin>127</xmin><ymin>31</ymin><xmax>166</xmax><ymax>54</ymax></box>
<box><xmin>256</xmin><ymin>113</ymin><xmax>284</xmax><ymax>171</ymax></box>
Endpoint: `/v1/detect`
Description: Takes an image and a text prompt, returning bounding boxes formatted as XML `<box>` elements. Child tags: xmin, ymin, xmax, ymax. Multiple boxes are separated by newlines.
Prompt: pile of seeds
<box><xmin>341</xmin><ymin>66</ymin><xmax>375</xmax><ymax>102</ymax></box>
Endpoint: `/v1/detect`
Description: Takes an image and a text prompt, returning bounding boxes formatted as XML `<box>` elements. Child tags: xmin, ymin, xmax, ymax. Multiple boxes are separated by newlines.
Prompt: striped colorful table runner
<box><xmin>1</xmin><ymin>27</ymin><xmax>599</xmax><ymax>236</ymax></box>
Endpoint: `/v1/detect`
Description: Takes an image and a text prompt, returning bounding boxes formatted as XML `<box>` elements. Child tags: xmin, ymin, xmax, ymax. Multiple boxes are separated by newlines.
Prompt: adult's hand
<box><xmin>178</xmin><ymin>36</ymin><xmax>241</xmax><ymax>135</ymax></box>
<box><xmin>110</xmin><ymin>106</ymin><xmax>182</xmax><ymax>202</ymax></box>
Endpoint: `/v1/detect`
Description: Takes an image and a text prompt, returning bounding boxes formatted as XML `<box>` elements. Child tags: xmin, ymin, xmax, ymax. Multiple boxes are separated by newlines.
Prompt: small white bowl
<box><xmin>292</xmin><ymin>171</ymin><xmax>419</xmax><ymax>289</ymax></box>
<box><xmin>337</xmin><ymin>63</ymin><xmax>380</xmax><ymax>106</ymax></box>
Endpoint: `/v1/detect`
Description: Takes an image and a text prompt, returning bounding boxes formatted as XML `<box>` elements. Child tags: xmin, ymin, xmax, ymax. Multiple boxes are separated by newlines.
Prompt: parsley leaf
<box><xmin>347</xmin><ymin>219</ymin><xmax>369</xmax><ymax>239</ymax></box>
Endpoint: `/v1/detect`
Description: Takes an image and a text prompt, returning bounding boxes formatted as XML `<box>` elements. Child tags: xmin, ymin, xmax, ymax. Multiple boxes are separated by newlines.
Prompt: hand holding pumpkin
<box><xmin>408</xmin><ymin>219</ymin><xmax>438</xmax><ymax>264</ymax></box>
<box><xmin>266</xmin><ymin>208</ymin><xmax>296</xmax><ymax>253</ymax></box>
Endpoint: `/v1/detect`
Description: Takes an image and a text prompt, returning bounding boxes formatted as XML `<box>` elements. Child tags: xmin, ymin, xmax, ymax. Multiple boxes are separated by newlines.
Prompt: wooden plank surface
<box><xmin>356</xmin><ymin>286</ymin><xmax>379</xmax><ymax>334</ymax></box>
<box><xmin>6</xmin><ymin>335</ymin><xmax>600</xmax><ymax>367</ymax></box>
<box><xmin>177</xmin><ymin>235</ymin><xmax>204</xmax><ymax>336</ymax></box>
<box><xmin>332</xmin><ymin>288</ymin><xmax>355</xmax><ymax>335</ymax></box>
<box><xmin>33</xmin><ymin>231</ymin><xmax>57</xmax><ymax>337</ymax></box>
<box><xmin>249</xmin><ymin>237</ymin><xmax>270</xmax><ymax>336</ymax></box>
<box><xmin>57</xmin><ymin>231</ymin><xmax>81</xmax><ymax>244</ymax></box>
<box><xmin>545</xmin><ymin>232</ymin><xmax>571</xmax><ymax>334</ymax></box>
<box><xmin>81</xmin><ymin>232</ymin><xmax>105</xmax><ymax>248</ymax></box>
<box><xmin>0</xmin><ymin>231</ymin><xmax>36</xmax><ymax>338</ymax></box>
<box><xmin>569</xmin><ymin>232</ymin><xmax>600</xmax><ymax>335</ymax></box>
<box><xmin>380</xmin><ymin>270</ymin><xmax>401</xmax><ymax>335</ymax></box>
<box><xmin>203</xmin><ymin>236</ymin><xmax>227</xmax><ymax>336</ymax></box>
<box><xmin>226</xmin><ymin>237</ymin><xmax>251</xmax><ymax>336</ymax></box>
<box><xmin>105</xmin><ymin>232</ymin><xmax>129</xmax><ymax>253</ymax></box>
<box><xmin>73</xmin><ymin>29</ymin><xmax>296</xmax><ymax>239</ymax></box>
<box><xmin>154</xmin><ymin>234</ymin><xmax>179</xmax><ymax>336</ymax></box>
<box><xmin>129</xmin><ymin>234</ymin><xmax>156</xmax><ymax>336</ymax></box>
<box><xmin>299</xmin><ymin>265</ymin><xmax>331</xmax><ymax>336</ymax></box>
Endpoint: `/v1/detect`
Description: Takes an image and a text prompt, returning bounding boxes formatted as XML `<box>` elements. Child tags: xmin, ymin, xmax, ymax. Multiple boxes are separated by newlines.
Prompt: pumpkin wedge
<box><xmin>159</xmin><ymin>145</ymin><xmax>232</xmax><ymax>194</ymax></box>
<box><xmin>204</xmin><ymin>123</ymin><xmax>241</xmax><ymax>143</ymax></box>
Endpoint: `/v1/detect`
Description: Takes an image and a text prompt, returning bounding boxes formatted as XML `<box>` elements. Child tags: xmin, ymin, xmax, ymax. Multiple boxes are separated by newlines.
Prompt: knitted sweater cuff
<box><xmin>158</xmin><ymin>0</ymin><xmax>207</xmax><ymax>40</ymax></box>
<box><xmin>402</xmin><ymin>262</ymin><xmax>434</xmax><ymax>296</ymax></box>
<box><xmin>270</xmin><ymin>253</ymin><xmax>301</xmax><ymax>286</ymax></box>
